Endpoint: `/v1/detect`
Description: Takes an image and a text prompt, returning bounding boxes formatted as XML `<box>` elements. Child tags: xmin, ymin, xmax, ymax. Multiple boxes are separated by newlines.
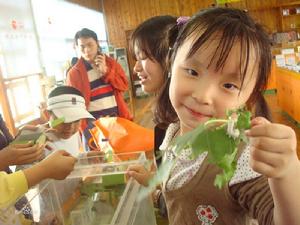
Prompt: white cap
<box><xmin>47</xmin><ymin>94</ymin><xmax>94</xmax><ymax>123</ymax></box>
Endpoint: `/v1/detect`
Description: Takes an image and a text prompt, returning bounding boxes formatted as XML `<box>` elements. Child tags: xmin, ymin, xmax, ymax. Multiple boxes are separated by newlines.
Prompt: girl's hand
<box><xmin>39</xmin><ymin>150</ymin><xmax>77</xmax><ymax>180</ymax></box>
<box><xmin>126</xmin><ymin>164</ymin><xmax>153</xmax><ymax>186</ymax></box>
<box><xmin>246</xmin><ymin>117</ymin><xmax>299</xmax><ymax>179</ymax></box>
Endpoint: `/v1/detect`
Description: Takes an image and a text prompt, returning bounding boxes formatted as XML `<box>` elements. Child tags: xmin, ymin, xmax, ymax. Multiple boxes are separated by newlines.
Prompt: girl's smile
<box><xmin>184</xmin><ymin>105</ymin><xmax>212</xmax><ymax>121</ymax></box>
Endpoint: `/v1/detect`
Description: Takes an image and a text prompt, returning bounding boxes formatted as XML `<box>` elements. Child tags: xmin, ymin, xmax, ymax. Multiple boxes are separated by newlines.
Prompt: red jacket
<box><xmin>67</xmin><ymin>57</ymin><xmax>132</xmax><ymax>130</ymax></box>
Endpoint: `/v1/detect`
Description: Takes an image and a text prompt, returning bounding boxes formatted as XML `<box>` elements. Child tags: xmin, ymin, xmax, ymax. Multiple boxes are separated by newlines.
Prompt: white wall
<box><xmin>0</xmin><ymin>0</ymin><xmax>42</xmax><ymax>77</ymax></box>
<box><xmin>32</xmin><ymin>0</ymin><xmax>107</xmax><ymax>81</ymax></box>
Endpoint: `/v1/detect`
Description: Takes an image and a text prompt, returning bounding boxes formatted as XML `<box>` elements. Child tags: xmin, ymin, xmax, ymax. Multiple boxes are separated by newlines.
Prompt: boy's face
<box><xmin>54</xmin><ymin>121</ymin><xmax>80</xmax><ymax>139</ymax></box>
<box><xmin>50</xmin><ymin>114</ymin><xmax>80</xmax><ymax>139</ymax></box>
<box><xmin>169</xmin><ymin>36</ymin><xmax>258</xmax><ymax>134</ymax></box>
<box><xmin>76</xmin><ymin>37</ymin><xmax>98</xmax><ymax>63</ymax></box>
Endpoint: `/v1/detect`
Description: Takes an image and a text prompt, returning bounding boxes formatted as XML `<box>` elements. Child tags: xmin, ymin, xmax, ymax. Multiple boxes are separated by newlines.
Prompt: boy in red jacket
<box><xmin>67</xmin><ymin>28</ymin><xmax>132</xmax><ymax>150</ymax></box>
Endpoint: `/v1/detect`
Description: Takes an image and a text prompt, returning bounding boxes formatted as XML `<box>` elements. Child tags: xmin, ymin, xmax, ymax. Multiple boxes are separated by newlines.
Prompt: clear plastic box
<box><xmin>7</xmin><ymin>152</ymin><xmax>157</xmax><ymax>225</ymax></box>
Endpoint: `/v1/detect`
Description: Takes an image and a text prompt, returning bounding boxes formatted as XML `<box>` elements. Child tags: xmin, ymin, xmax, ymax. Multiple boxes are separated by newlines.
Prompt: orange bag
<box><xmin>90</xmin><ymin>117</ymin><xmax>154</xmax><ymax>154</ymax></box>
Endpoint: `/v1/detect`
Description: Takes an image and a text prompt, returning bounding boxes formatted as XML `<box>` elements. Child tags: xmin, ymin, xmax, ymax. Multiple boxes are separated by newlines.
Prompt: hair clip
<box><xmin>168</xmin><ymin>72</ymin><xmax>171</xmax><ymax>78</ymax></box>
<box><xmin>176</xmin><ymin>16</ymin><xmax>190</xmax><ymax>26</ymax></box>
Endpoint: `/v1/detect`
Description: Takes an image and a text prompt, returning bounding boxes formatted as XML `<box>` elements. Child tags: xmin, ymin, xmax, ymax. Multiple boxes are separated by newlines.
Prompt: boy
<box><xmin>44</xmin><ymin>85</ymin><xmax>95</xmax><ymax>157</ymax></box>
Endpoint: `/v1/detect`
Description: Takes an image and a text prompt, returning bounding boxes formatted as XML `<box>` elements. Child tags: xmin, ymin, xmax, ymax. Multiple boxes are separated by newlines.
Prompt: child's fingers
<box><xmin>12</xmin><ymin>141</ymin><xmax>34</xmax><ymax>148</ymax></box>
<box><xmin>126</xmin><ymin>164</ymin><xmax>145</xmax><ymax>173</ymax></box>
<box><xmin>250</xmin><ymin>146</ymin><xmax>286</xmax><ymax>168</ymax></box>
<box><xmin>17</xmin><ymin>148</ymin><xmax>44</xmax><ymax>164</ymax></box>
<box><xmin>249</xmin><ymin>136</ymin><xmax>294</xmax><ymax>153</ymax></box>
<box><xmin>246</xmin><ymin>123</ymin><xmax>293</xmax><ymax>139</ymax></box>
<box><xmin>249</xmin><ymin>157</ymin><xmax>276</xmax><ymax>177</ymax></box>
<box><xmin>14</xmin><ymin>144</ymin><xmax>42</xmax><ymax>156</ymax></box>
<box><xmin>126</xmin><ymin>170</ymin><xmax>148</xmax><ymax>186</ymax></box>
<box><xmin>250</xmin><ymin>117</ymin><xmax>270</xmax><ymax>127</ymax></box>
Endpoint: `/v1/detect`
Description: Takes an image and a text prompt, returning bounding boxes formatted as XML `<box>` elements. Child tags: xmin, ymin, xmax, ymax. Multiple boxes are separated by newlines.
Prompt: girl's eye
<box><xmin>185</xmin><ymin>69</ymin><xmax>198</xmax><ymax>76</ymax></box>
<box><xmin>223</xmin><ymin>83</ymin><xmax>239</xmax><ymax>90</ymax></box>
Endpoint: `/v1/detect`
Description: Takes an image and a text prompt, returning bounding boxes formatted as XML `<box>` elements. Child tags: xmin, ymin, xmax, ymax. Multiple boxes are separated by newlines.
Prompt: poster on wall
<box><xmin>0</xmin><ymin>0</ymin><xmax>42</xmax><ymax>77</ymax></box>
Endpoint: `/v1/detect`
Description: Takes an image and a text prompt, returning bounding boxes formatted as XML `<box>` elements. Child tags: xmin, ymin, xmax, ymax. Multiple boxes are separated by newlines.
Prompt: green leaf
<box><xmin>236</xmin><ymin>110</ymin><xmax>251</xmax><ymax>130</ymax></box>
<box><xmin>50</xmin><ymin>117</ymin><xmax>65</xmax><ymax>128</ymax></box>
<box><xmin>140</xmin><ymin>108</ymin><xmax>251</xmax><ymax>196</ymax></box>
<box><xmin>172</xmin><ymin>124</ymin><xmax>204</xmax><ymax>155</ymax></box>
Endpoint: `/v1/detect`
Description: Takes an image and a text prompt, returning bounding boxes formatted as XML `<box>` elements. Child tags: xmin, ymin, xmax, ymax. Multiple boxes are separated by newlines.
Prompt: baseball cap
<box><xmin>47</xmin><ymin>93</ymin><xmax>94</xmax><ymax>123</ymax></box>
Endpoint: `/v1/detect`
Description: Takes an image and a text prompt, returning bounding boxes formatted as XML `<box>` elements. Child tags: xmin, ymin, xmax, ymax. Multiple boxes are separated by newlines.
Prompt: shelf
<box><xmin>282</xmin><ymin>13</ymin><xmax>300</xmax><ymax>17</ymax></box>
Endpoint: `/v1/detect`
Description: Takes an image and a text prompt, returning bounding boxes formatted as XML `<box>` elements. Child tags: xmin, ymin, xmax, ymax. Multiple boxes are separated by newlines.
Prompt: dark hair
<box><xmin>74</xmin><ymin>28</ymin><xmax>98</xmax><ymax>45</ymax></box>
<box><xmin>129</xmin><ymin>15</ymin><xmax>177</xmax><ymax>80</ymax></box>
<box><xmin>155</xmin><ymin>8</ymin><xmax>272</xmax><ymax>127</ymax></box>
<box><xmin>48</xmin><ymin>86</ymin><xmax>83</xmax><ymax>98</ymax></box>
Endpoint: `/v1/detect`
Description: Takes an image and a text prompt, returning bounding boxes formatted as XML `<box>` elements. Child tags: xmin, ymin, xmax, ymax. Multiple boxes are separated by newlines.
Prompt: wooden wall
<box><xmin>102</xmin><ymin>0</ymin><xmax>300</xmax><ymax>48</ymax></box>
<box><xmin>66</xmin><ymin>0</ymin><xmax>103</xmax><ymax>12</ymax></box>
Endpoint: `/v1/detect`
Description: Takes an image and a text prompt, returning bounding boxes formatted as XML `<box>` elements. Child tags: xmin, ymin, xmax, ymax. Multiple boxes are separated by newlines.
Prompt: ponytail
<box><xmin>154</xmin><ymin>19</ymin><xmax>186</xmax><ymax>128</ymax></box>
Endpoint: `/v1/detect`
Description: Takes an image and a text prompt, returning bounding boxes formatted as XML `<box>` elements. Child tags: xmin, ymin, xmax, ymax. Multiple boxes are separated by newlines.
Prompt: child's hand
<box><xmin>246</xmin><ymin>117</ymin><xmax>299</xmax><ymax>179</ymax></box>
<box><xmin>39</xmin><ymin>150</ymin><xmax>77</xmax><ymax>180</ymax></box>
<box><xmin>126</xmin><ymin>164</ymin><xmax>153</xmax><ymax>186</ymax></box>
<box><xmin>18</xmin><ymin>124</ymin><xmax>39</xmax><ymax>132</ymax></box>
<box><xmin>4</xmin><ymin>142</ymin><xmax>44</xmax><ymax>166</ymax></box>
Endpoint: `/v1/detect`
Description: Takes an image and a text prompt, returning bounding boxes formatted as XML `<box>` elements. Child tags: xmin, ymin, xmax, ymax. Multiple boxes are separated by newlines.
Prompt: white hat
<box><xmin>47</xmin><ymin>94</ymin><xmax>94</xmax><ymax>123</ymax></box>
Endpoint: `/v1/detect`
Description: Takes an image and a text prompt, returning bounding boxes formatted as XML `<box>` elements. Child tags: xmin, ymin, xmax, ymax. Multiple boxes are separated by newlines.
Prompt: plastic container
<box><xmin>7</xmin><ymin>152</ymin><xmax>157</xmax><ymax>225</ymax></box>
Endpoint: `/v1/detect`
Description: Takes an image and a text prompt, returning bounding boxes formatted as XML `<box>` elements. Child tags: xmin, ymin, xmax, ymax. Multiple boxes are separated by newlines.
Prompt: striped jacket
<box><xmin>67</xmin><ymin>56</ymin><xmax>132</xmax><ymax>131</ymax></box>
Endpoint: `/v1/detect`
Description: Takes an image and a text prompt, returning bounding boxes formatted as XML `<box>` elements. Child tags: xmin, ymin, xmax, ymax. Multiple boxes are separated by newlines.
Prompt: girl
<box><xmin>130</xmin><ymin>15</ymin><xmax>178</xmax><ymax>161</ymax></box>
<box><xmin>130</xmin><ymin>15</ymin><xmax>177</xmax><ymax>94</ymax></box>
<box><xmin>130</xmin><ymin>15</ymin><xmax>177</xmax><ymax>218</ymax></box>
<box><xmin>128</xmin><ymin>7</ymin><xmax>300</xmax><ymax>225</ymax></box>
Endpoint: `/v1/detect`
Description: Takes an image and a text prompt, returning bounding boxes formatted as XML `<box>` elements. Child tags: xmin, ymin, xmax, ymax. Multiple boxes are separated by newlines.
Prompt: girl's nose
<box><xmin>133</xmin><ymin>60</ymin><xmax>142</xmax><ymax>73</ymax></box>
<box><xmin>191</xmin><ymin>82</ymin><xmax>215</xmax><ymax>105</ymax></box>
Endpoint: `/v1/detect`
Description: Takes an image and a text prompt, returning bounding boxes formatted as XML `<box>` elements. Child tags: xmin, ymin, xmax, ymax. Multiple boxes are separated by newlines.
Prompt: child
<box><xmin>44</xmin><ymin>85</ymin><xmax>95</xmax><ymax>157</ymax></box>
<box><xmin>128</xmin><ymin>8</ymin><xmax>300</xmax><ymax>225</ymax></box>
<box><xmin>130</xmin><ymin>15</ymin><xmax>177</xmax><ymax>218</ymax></box>
<box><xmin>130</xmin><ymin>15</ymin><xmax>177</xmax><ymax>94</ymax></box>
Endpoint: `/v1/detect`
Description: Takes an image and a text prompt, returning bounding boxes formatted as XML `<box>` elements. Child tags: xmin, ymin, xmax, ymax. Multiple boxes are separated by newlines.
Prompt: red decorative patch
<box><xmin>196</xmin><ymin>205</ymin><xmax>218</xmax><ymax>225</ymax></box>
